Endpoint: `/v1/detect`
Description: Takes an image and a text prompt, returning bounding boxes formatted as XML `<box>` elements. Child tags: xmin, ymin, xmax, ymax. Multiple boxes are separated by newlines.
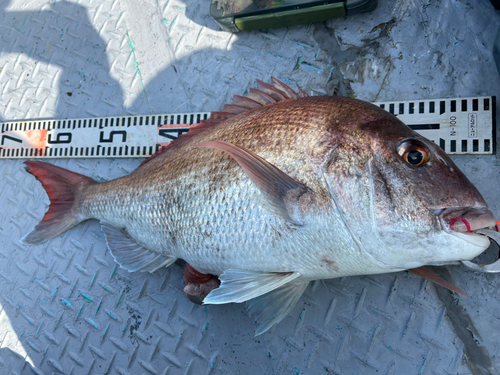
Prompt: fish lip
<box><xmin>450</xmin><ymin>231</ymin><xmax>491</xmax><ymax>246</ymax></box>
<box><xmin>435</xmin><ymin>206</ymin><xmax>496</xmax><ymax>234</ymax></box>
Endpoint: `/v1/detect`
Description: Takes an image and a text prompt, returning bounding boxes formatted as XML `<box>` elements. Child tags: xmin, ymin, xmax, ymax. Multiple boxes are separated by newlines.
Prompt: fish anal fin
<box><xmin>101</xmin><ymin>222</ymin><xmax>176</xmax><ymax>273</ymax></box>
<box><xmin>195</xmin><ymin>141</ymin><xmax>313</xmax><ymax>225</ymax></box>
<box><xmin>248</xmin><ymin>281</ymin><xmax>309</xmax><ymax>336</ymax></box>
<box><xmin>203</xmin><ymin>269</ymin><xmax>301</xmax><ymax>304</ymax></box>
<box><xmin>409</xmin><ymin>267</ymin><xmax>468</xmax><ymax>297</ymax></box>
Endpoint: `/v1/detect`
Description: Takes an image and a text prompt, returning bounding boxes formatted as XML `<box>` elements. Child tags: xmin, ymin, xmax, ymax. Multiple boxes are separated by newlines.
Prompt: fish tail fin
<box><xmin>21</xmin><ymin>161</ymin><xmax>96</xmax><ymax>245</ymax></box>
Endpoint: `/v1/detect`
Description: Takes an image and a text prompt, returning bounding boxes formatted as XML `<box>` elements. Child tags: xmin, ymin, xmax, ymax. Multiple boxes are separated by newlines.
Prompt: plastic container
<box><xmin>210</xmin><ymin>0</ymin><xmax>378</xmax><ymax>32</ymax></box>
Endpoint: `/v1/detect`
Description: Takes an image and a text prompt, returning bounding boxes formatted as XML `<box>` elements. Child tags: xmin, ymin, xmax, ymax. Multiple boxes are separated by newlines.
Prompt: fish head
<box><xmin>321</xmin><ymin>98</ymin><xmax>494</xmax><ymax>270</ymax></box>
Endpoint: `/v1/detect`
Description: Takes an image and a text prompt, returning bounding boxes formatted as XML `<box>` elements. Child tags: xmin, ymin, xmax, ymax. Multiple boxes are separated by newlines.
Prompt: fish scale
<box><xmin>76</xmin><ymin>98</ymin><xmax>360</xmax><ymax>279</ymax></box>
<box><xmin>21</xmin><ymin>81</ymin><xmax>495</xmax><ymax>335</ymax></box>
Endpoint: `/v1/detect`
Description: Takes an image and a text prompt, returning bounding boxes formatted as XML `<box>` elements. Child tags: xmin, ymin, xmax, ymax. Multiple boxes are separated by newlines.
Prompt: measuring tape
<box><xmin>0</xmin><ymin>96</ymin><xmax>495</xmax><ymax>159</ymax></box>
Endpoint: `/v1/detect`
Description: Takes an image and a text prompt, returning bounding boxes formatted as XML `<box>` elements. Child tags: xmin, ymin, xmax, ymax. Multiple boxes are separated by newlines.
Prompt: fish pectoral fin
<box><xmin>248</xmin><ymin>281</ymin><xmax>309</xmax><ymax>336</ymax></box>
<box><xmin>100</xmin><ymin>222</ymin><xmax>177</xmax><ymax>273</ymax></box>
<box><xmin>203</xmin><ymin>269</ymin><xmax>301</xmax><ymax>304</ymax></box>
<box><xmin>409</xmin><ymin>267</ymin><xmax>467</xmax><ymax>297</ymax></box>
<box><xmin>195</xmin><ymin>141</ymin><xmax>313</xmax><ymax>225</ymax></box>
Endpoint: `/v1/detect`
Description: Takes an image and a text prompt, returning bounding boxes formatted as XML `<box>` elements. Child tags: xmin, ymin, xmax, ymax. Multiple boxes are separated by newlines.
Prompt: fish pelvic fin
<box><xmin>203</xmin><ymin>269</ymin><xmax>301</xmax><ymax>304</ymax></box>
<box><xmin>248</xmin><ymin>281</ymin><xmax>309</xmax><ymax>336</ymax></box>
<box><xmin>101</xmin><ymin>222</ymin><xmax>177</xmax><ymax>273</ymax></box>
<box><xmin>195</xmin><ymin>141</ymin><xmax>313</xmax><ymax>225</ymax></box>
<box><xmin>409</xmin><ymin>267</ymin><xmax>468</xmax><ymax>297</ymax></box>
<box><xmin>21</xmin><ymin>161</ymin><xmax>96</xmax><ymax>245</ymax></box>
<box><xmin>139</xmin><ymin>77</ymin><xmax>307</xmax><ymax>167</ymax></box>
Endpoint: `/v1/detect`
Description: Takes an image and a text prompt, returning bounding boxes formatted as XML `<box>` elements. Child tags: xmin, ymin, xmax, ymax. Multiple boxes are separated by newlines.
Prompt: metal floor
<box><xmin>1</xmin><ymin>0</ymin><xmax>500</xmax><ymax>374</ymax></box>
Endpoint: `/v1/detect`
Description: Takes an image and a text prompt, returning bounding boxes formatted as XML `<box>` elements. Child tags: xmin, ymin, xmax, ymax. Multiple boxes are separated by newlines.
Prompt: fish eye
<box><xmin>397</xmin><ymin>139</ymin><xmax>430</xmax><ymax>167</ymax></box>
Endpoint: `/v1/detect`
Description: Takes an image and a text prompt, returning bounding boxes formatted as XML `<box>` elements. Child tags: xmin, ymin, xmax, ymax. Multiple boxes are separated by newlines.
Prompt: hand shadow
<box><xmin>0</xmin><ymin>0</ymin><xmax>125</xmax><ymax>120</ymax></box>
<box><xmin>0</xmin><ymin>347</ymin><xmax>34</xmax><ymax>375</ymax></box>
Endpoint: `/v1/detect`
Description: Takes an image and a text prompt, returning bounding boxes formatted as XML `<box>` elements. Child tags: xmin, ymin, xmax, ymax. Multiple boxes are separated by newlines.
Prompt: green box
<box><xmin>210</xmin><ymin>0</ymin><xmax>377</xmax><ymax>32</ymax></box>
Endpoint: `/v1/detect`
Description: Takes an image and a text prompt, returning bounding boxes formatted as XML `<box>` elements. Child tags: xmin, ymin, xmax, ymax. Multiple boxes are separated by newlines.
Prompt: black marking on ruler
<box><xmin>1</xmin><ymin>135</ymin><xmax>23</xmax><ymax>145</ymax></box>
<box><xmin>492</xmin><ymin>96</ymin><xmax>497</xmax><ymax>155</ymax></box>
<box><xmin>48</xmin><ymin>133</ymin><xmax>72</xmax><ymax>144</ymax></box>
<box><xmin>408</xmin><ymin>124</ymin><xmax>440</xmax><ymax>130</ymax></box>
<box><xmin>485</xmin><ymin>140</ymin><xmax>490</xmax><ymax>152</ymax></box>
<box><xmin>439</xmin><ymin>138</ymin><xmax>445</xmax><ymax>151</ymax></box>
<box><xmin>473</xmin><ymin>99</ymin><xmax>478</xmax><ymax>111</ymax></box>
<box><xmin>158</xmin><ymin>128</ymin><xmax>190</xmax><ymax>141</ymax></box>
<box><xmin>99</xmin><ymin>130</ymin><xmax>127</xmax><ymax>143</ymax></box>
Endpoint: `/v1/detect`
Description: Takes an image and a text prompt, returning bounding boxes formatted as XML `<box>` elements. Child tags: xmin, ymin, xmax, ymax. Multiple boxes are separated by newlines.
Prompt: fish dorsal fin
<box><xmin>409</xmin><ymin>267</ymin><xmax>467</xmax><ymax>296</ymax></box>
<box><xmin>195</xmin><ymin>141</ymin><xmax>313</xmax><ymax>225</ymax></box>
<box><xmin>208</xmin><ymin>77</ymin><xmax>308</xmax><ymax>124</ymax></box>
<box><xmin>248</xmin><ymin>281</ymin><xmax>309</xmax><ymax>336</ymax></box>
<box><xmin>139</xmin><ymin>78</ymin><xmax>307</xmax><ymax>167</ymax></box>
<box><xmin>203</xmin><ymin>270</ymin><xmax>301</xmax><ymax>304</ymax></box>
<box><xmin>101</xmin><ymin>222</ymin><xmax>177</xmax><ymax>273</ymax></box>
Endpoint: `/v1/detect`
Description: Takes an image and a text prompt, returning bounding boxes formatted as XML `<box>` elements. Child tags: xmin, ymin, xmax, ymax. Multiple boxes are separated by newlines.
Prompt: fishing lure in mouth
<box><xmin>460</xmin><ymin>226</ymin><xmax>500</xmax><ymax>273</ymax></box>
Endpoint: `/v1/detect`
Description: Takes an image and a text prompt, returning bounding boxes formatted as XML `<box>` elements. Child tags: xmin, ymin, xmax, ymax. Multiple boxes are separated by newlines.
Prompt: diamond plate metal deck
<box><xmin>1</xmin><ymin>0</ymin><xmax>500</xmax><ymax>374</ymax></box>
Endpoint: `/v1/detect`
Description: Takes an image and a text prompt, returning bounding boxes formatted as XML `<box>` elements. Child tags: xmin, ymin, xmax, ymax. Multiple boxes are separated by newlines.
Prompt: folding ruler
<box><xmin>0</xmin><ymin>96</ymin><xmax>495</xmax><ymax>159</ymax></box>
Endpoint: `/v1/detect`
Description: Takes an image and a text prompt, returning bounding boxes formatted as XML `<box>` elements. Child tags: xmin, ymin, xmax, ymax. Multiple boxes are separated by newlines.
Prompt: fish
<box><xmin>20</xmin><ymin>78</ymin><xmax>495</xmax><ymax>335</ymax></box>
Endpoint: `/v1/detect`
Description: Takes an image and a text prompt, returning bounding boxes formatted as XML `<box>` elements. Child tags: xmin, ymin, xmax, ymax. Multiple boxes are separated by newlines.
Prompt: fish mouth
<box><xmin>436</xmin><ymin>206</ymin><xmax>496</xmax><ymax>234</ymax></box>
<box><xmin>434</xmin><ymin>207</ymin><xmax>500</xmax><ymax>272</ymax></box>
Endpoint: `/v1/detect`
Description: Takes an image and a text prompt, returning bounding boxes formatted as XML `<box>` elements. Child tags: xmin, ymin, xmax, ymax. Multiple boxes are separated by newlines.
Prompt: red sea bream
<box><xmin>21</xmin><ymin>78</ymin><xmax>495</xmax><ymax>335</ymax></box>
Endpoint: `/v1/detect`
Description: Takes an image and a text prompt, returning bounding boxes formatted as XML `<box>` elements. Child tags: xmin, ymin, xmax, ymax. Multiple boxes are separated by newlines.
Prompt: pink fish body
<box><xmin>21</xmin><ymin>79</ymin><xmax>495</xmax><ymax>334</ymax></box>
